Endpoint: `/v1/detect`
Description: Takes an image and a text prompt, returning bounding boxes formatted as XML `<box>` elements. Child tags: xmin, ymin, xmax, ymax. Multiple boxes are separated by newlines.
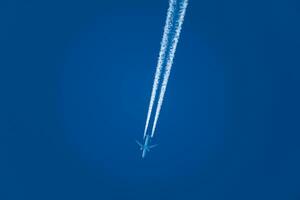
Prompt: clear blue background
<box><xmin>1</xmin><ymin>0</ymin><xmax>299</xmax><ymax>199</ymax></box>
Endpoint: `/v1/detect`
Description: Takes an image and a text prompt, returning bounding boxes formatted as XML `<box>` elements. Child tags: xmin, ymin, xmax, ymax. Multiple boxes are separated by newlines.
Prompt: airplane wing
<box><xmin>149</xmin><ymin>144</ymin><xmax>158</xmax><ymax>149</ymax></box>
<box><xmin>136</xmin><ymin>140</ymin><xmax>143</xmax><ymax>148</ymax></box>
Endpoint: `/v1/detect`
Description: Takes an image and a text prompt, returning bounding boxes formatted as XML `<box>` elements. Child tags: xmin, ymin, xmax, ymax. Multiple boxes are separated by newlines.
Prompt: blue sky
<box><xmin>1</xmin><ymin>0</ymin><xmax>300</xmax><ymax>199</ymax></box>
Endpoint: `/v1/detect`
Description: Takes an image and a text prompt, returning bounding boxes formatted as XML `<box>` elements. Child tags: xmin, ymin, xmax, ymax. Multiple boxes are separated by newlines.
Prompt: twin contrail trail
<box><xmin>151</xmin><ymin>0</ymin><xmax>188</xmax><ymax>137</ymax></box>
<box><xmin>143</xmin><ymin>0</ymin><xmax>177</xmax><ymax>138</ymax></box>
<box><xmin>143</xmin><ymin>0</ymin><xmax>189</xmax><ymax>138</ymax></box>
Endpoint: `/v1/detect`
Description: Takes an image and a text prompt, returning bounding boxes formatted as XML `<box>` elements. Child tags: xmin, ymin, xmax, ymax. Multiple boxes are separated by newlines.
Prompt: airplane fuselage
<box><xmin>142</xmin><ymin>135</ymin><xmax>150</xmax><ymax>158</ymax></box>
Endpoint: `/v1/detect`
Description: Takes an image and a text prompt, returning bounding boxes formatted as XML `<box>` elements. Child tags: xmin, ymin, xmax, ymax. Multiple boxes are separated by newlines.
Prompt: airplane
<box><xmin>136</xmin><ymin>135</ymin><xmax>157</xmax><ymax>158</ymax></box>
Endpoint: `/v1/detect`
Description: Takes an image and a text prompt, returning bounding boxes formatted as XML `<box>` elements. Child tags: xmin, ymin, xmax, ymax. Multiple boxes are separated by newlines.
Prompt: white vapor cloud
<box><xmin>151</xmin><ymin>0</ymin><xmax>188</xmax><ymax>137</ymax></box>
<box><xmin>143</xmin><ymin>0</ymin><xmax>177</xmax><ymax>137</ymax></box>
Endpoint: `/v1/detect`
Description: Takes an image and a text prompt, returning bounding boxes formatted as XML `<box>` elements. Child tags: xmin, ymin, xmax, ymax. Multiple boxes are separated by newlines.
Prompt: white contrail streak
<box><xmin>151</xmin><ymin>0</ymin><xmax>188</xmax><ymax>137</ymax></box>
<box><xmin>143</xmin><ymin>0</ymin><xmax>177</xmax><ymax>137</ymax></box>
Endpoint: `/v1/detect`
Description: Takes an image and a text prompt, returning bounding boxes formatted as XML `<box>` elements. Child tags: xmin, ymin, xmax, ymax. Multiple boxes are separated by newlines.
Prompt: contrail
<box><xmin>143</xmin><ymin>0</ymin><xmax>177</xmax><ymax>137</ymax></box>
<box><xmin>151</xmin><ymin>0</ymin><xmax>188</xmax><ymax>137</ymax></box>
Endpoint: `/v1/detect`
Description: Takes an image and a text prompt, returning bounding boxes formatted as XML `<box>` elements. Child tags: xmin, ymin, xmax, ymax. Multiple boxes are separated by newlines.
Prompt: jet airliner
<box><xmin>136</xmin><ymin>135</ymin><xmax>157</xmax><ymax>158</ymax></box>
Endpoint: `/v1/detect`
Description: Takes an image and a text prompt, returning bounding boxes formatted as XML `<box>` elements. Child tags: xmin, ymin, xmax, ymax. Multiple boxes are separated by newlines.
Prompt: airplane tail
<box><xmin>136</xmin><ymin>140</ymin><xmax>143</xmax><ymax>148</ymax></box>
